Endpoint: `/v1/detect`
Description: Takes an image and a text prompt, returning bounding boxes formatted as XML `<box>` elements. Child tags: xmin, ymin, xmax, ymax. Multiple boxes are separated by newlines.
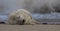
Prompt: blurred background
<box><xmin>0</xmin><ymin>0</ymin><xmax>60</xmax><ymax>25</ymax></box>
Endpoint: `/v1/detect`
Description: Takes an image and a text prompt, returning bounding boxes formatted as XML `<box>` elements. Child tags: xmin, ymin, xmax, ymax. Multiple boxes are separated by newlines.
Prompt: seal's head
<box><xmin>15</xmin><ymin>15</ymin><xmax>25</xmax><ymax>25</ymax></box>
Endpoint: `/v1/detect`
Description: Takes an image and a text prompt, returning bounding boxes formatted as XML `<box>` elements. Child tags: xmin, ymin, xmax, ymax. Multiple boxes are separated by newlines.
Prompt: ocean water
<box><xmin>0</xmin><ymin>13</ymin><xmax>60</xmax><ymax>23</ymax></box>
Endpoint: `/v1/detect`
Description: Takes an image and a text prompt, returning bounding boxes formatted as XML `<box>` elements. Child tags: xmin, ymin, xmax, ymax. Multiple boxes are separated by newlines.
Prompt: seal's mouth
<box><xmin>17</xmin><ymin>19</ymin><xmax>25</xmax><ymax>25</ymax></box>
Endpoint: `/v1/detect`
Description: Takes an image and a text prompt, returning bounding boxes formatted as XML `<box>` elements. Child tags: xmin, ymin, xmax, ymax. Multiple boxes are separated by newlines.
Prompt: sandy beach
<box><xmin>0</xmin><ymin>24</ymin><xmax>60</xmax><ymax>31</ymax></box>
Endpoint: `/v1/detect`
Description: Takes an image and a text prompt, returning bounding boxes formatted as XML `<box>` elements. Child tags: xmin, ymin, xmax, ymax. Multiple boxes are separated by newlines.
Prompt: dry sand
<box><xmin>0</xmin><ymin>24</ymin><xmax>60</xmax><ymax>31</ymax></box>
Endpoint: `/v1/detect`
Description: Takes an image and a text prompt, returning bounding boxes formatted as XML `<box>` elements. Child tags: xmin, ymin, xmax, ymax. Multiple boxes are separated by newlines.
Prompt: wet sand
<box><xmin>0</xmin><ymin>24</ymin><xmax>60</xmax><ymax>31</ymax></box>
